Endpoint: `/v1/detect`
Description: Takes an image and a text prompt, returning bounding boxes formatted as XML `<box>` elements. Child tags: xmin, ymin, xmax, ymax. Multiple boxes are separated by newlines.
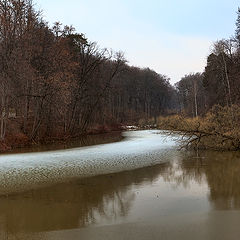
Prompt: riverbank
<box><xmin>0</xmin><ymin>124</ymin><xmax>125</xmax><ymax>153</ymax></box>
<box><xmin>154</xmin><ymin>105</ymin><xmax>240</xmax><ymax>151</ymax></box>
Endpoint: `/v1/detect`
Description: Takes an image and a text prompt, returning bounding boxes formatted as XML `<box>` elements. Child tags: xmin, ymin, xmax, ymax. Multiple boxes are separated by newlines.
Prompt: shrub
<box><xmin>157</xmin><ymin>105</ymin><xmax>240</xmax><ymax>151</ymax></box>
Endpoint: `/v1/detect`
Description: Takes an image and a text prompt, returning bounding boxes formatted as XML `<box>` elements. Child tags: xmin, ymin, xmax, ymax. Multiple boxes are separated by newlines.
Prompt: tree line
<box><xmin>176</xmin><ymin>8</ymin><xmax>240</xmax><ymax>118</ymax></box>
<box><xmin>157</xmin><ymin>7</ymin><xmax>240</xmax><ymax>151</ymax></box>
<box><xmin>0</xmin><ymin>0</ymin><xmax>176</xmax><ymax>148</ymax></box>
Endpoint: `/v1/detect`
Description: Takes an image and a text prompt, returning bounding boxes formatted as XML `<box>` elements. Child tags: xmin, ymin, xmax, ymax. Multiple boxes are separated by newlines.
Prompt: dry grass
<box><xmin>156</xmin><ymin>105</ymin><xmax>240</xmax><ymax>151</ymax></box>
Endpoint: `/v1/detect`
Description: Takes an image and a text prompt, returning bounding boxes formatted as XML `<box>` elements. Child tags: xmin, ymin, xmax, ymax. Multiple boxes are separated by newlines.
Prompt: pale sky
<box><xmin>36</xmin><ymin>0</ymin><xmax>239</xmax><ymax>84</ymax></box>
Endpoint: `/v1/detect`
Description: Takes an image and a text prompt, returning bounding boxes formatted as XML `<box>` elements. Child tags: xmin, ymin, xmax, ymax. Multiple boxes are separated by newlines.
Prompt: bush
<box><xmin>157</xmin><ymin>105</ymin><xmax>240</xmax><ymax>151</ymax></box>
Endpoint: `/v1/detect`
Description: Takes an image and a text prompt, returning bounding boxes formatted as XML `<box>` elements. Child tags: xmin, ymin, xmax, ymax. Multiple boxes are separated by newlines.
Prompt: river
<box><xmin>0</xmin><ymin>130</ymin><xmax>240</xmax><ymax>240</ymax></box>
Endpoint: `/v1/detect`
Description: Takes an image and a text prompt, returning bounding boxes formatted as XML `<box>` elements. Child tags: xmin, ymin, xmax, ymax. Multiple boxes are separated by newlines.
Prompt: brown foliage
<box><xmin>0</xmin><ymin>0</ymin><xmax>176</xmax><ymax>150</ymax></box>
<box><xmin>157</xmin><ymin>105</ymin><xmax>240</xmax><ymax>151</ymax></box>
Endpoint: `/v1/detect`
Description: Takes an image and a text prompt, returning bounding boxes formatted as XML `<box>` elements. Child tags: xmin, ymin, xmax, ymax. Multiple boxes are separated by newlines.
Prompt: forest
<box><xmin>1</xmin><ymin>0</ymin><xmax>240</xmax><ymax>151</ymax></box>
<box><xmin>0</xmin><ymin>0</ymin><xmax>176</xmax><ymax>150</ymax></box>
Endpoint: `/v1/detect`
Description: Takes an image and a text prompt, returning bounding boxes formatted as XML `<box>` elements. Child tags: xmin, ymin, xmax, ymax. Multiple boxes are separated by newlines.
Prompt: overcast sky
<box><xmin>36</xmin><ymin>0</ymin><xmax>239</xmax><ymax>84</ymax></box>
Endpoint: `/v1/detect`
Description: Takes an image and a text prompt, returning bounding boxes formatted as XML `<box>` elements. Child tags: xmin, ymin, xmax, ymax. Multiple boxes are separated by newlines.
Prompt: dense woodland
<box><xmin>1</xmin><ymin>0</ymin><xmax>240</xmax><ymax>151</ymax></box>
<box><xmin>0</xmin><ymin>0</ymin><xmax>176</xmax><ymax>149</ymax></box>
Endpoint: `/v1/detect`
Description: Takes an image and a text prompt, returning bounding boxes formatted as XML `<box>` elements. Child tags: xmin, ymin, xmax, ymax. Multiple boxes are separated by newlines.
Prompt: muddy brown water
<box><xmin>8</xmin><ymin>131</ymin><xmax>124</xmax><ymax>154</ymax></box>
<box><xmin>1</xmin><ymin>148</ymin><xmax>240</xmax><ymax>240</ymax></box>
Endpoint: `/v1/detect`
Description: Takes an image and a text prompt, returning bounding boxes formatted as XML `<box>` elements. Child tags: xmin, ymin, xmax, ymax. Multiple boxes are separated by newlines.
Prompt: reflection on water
<box><xmin>1</xmin><ymin>151</ymin><xmax>240</xmax><ymax>239</ymax></box>
<box><xmin>9</xmin><ymin>131</ymin><xmax>124</xmax><ymax>154</ymax></box>
<box><xmin>178</xmin><ymin>151</ymin><xmax>240</xmax><ymax>210</ymax></box>
<box><xmin>0</xmin><ymin>164</ymin><xmax>169</xmax><ymax>240</ymax></box>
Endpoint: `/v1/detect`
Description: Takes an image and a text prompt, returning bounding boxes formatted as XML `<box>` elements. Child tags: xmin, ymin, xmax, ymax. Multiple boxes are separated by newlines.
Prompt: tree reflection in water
<box><xmin>0</xmin><ymin>150</ymin><xmax>240</xmax><ymax>240</ymax></box>
<box><xmin>0</xmin><ymin>162</ymin><xmax>170</xmax><ymax>235</ymax></box>
<box><xmin>166</xmin><ymin>151</ymin><xmax>240</xmax><ymax>210</ymax></box>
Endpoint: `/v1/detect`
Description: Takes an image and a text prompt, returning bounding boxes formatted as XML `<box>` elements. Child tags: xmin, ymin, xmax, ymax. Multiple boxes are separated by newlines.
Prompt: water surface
<box><xmin>8</xmin><ymin>131</ymin><xmax>124</xmax><ymax>154</ymax></box>
<box><xmin>0</xmin><ymin>130</ymin><xmax>177</xmax><ymax>194</ymax></box>
<box><xmin>0</xmin><ymin>131</ymin><xmax>240</xmax><ymax>239</ymax></box>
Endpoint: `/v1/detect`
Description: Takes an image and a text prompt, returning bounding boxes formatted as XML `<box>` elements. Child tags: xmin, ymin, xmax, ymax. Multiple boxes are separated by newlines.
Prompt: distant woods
<box><xmin>0</xmin><ymin>0</ymin><xmax>175</xmax><ymax>147</ymax></box>
<box><xmin>158</xmin><ymin>8</ymin><xmax>240</xmax><ymax>151</ymax></box>
<box><xmin>176</xmin><ymin>8</ymin><xmax>240</xmax><ymax>117</ymax></box>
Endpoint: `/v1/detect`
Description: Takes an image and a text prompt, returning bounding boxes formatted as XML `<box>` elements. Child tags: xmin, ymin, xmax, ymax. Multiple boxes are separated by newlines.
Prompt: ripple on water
<box><xmin>0</xmin><ymin>130</ymin><xmax>178</xmax><ymax>195</ymax></box>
